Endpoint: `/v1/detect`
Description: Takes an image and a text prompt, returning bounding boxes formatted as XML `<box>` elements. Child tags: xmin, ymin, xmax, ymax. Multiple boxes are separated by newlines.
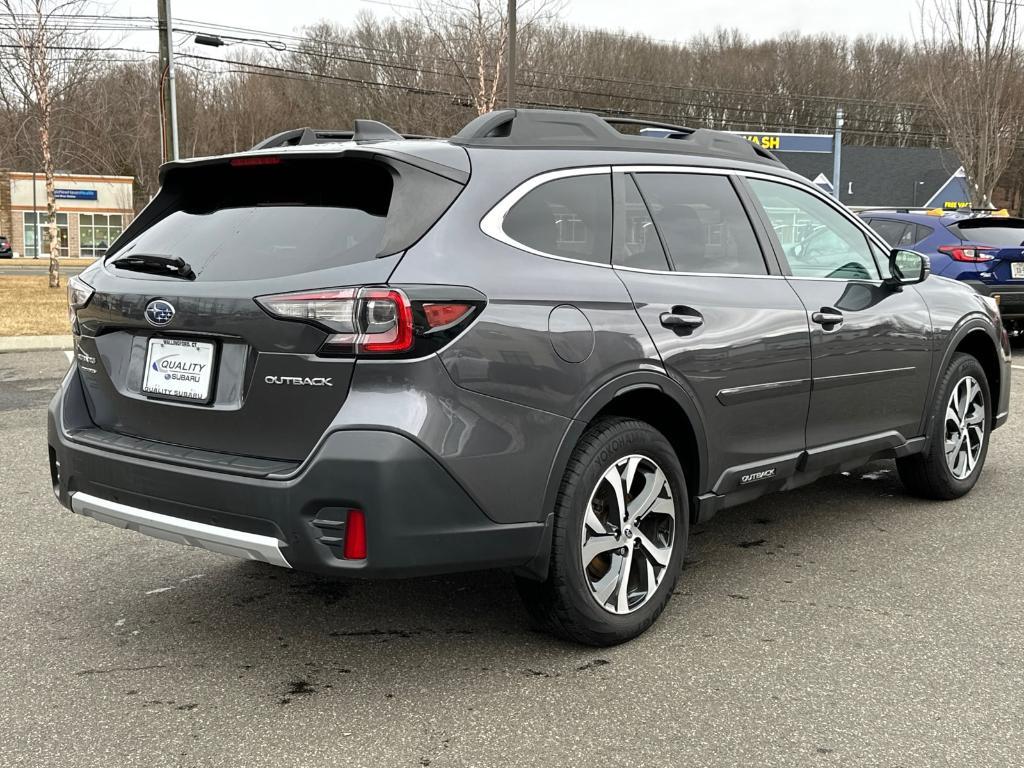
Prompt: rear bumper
<box><xmin>963</xmin><ymin>281</ymin><xmax>1024</xmax><ymax>318</ymax></box>
<box><xmin>48</xmin><ymin>370</ymin><xmax>547</xmax><ymax>578</ymax></box>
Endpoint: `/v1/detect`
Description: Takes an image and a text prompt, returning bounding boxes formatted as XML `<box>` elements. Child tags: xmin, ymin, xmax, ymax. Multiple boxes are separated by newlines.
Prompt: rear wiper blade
<box><xmin>113</xmin><ymin>254</ymin><xmax>196</xmax><ymax>280</ymax></box>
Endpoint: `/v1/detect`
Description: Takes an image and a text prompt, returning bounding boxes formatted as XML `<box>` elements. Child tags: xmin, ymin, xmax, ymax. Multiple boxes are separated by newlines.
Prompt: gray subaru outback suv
<box><xmin>49</xmin><ymin>109</ymin><xmax>1011</xmax><ymax>645</ymax></box>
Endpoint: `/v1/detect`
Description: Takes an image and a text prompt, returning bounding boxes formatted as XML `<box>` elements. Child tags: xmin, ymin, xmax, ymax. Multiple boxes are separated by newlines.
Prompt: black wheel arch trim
<box><xmin>921</xmin><ymin>314</ymin><xmax>1004</xmax><ymax>439</ymax></box>
<box><xmin>519</xmin><ymin>373</ymin><xmax>708</xmax><ymax>583</ymax></box>
<box><xmin>540</xmin><ymin>369</ymin><xmax>710</xmax><ymax>527</ymax></box>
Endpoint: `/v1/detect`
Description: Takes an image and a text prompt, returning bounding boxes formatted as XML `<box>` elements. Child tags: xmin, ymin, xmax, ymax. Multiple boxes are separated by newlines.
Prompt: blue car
<box><xmin>860</xmin><ymin>209</ymin><xmax>1024</xmax><ymax>331</ymax></box>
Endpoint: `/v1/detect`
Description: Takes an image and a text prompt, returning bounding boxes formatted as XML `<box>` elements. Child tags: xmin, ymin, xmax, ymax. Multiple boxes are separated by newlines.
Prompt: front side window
<box><xmin>633</xmin><ymin>173</ymin><xmax>767</xmax><ymax>275</ymax></box>
<box><xmin>502</xmin><ymin>173</ymin><xmax>612</xmax><ymax>264</ymax></box>
<box><xmin>748</xmin><ymin>179</ymin><xmax>879</xmax><ymax>280</ymax></box>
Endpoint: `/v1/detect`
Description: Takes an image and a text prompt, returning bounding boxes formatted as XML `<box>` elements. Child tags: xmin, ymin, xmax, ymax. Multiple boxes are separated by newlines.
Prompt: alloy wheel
<box><xmin>580</xmin><ymin>454</ymin><xmax>676</xmax><ymax>615</ymax></box>
<box><xmin>944</xmin><ymin>375</ymin><xmax>986</xmax><ymax>481</ymax></box>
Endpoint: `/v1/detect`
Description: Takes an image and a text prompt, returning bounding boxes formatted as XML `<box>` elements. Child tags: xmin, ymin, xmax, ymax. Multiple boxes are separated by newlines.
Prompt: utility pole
<box><xmin>506</xmin><ymin>0</ymin><xmax>516</xmax><ymax>108</ymax></box>
<box><xmin>832</xmin><ymin>106</ymin><xmax>843</xmax><ymax>201</ymax></box>
<box><xmin>157</xmin><ymin>0</ymin><xmax>179</xmax><ymax>162</ymax></box>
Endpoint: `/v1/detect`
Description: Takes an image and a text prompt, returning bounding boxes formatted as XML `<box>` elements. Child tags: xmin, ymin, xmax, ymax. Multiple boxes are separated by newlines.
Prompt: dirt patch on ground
<box><xmin>0</xmin><ymin>276</ymin><xmax>69</xmax><ymax>336</ymax></box>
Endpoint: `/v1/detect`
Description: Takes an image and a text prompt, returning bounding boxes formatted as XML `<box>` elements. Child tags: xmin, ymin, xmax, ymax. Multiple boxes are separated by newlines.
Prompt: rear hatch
<box><xmin>71</xmin><ymin>148</ymin><xmax>466</xmax><ymax>461</ymax></box>
<box><xmin>945</xmin><ymin>217</ymin><xmax>1024</xmax><ymax>283</ymax></box>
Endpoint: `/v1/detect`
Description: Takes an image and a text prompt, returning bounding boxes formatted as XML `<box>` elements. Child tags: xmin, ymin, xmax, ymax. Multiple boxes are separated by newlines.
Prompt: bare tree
<box><xmin>0</xmin><ymin>0</ymin><xmax>96</xmax><ymax>287</ymax></box>
<box><xmin>919</xmin><ymin>0</ymin><xmax>1024</xmax><ymax>207</ymax></box>
<box><xmin>416</xmin><ymin>0</ymin><xmax>563</xmax><ymax>114</ymax></box>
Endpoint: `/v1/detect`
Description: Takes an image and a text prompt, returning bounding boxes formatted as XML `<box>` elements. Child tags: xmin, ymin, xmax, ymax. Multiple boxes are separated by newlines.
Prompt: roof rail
<box><xmin>251</xmin><ymin>121</ymin><xmax>436</xmax><ymax>150</ymax></box>
<box><xmin>451</xmin><ymin>108</ymin><xmax>778</xmax><ymax>164</ymax></box>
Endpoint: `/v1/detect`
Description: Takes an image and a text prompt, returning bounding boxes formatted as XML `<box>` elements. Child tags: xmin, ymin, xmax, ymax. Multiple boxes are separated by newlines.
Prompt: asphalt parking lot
<box><xmin>1</xmin><ymin>347</ymin><xmax>1023</xmax><ymax>767</ymax></box>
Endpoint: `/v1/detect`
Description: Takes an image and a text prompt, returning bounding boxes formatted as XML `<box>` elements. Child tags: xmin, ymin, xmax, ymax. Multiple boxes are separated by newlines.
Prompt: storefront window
<box><xmin>79</xmin><ymin>213</ymin><xmax>123</xmax><ymax>258</ymax></box>
<box><xmin>23</xmin><ymin>212</ymin><xmax>69</xmax><ymax>258</ymax></box>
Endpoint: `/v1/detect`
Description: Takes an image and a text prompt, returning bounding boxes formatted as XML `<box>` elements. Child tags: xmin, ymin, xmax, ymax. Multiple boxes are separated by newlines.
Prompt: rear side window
<box><xmin>869</xmin><ymin>218</ymin><xmax>916</xmax><ymax>247</ymax></box>
<box><xmin>914</xmin><ymin>223</ymin><xmax>934</xmax><ymax>243</ymax></box>
<box><xmin>946</xmin><ymin>219</ymin><xmax>1024</xmax><ymax>247</ymax></box>
<box><xmin>614</xmin><ymin>175</ymin><xmax>670</xmax><ymax>271</ymax></box>
<box><xmin>633</xmin><ymin>173</ymin><xmax>767</xmax><ymax>275</ymax></box>
<box><xmin>502</xmin><ymin>174</ymin><xmax>612</xmax><ymax>264</ymax></box>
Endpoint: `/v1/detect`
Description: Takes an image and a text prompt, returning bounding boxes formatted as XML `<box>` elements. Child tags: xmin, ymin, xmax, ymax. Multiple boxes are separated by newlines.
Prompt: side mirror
<box><xmin>884</xmin><ymin>248</ymin><xmax>930</xmax><ymax>288</ymax></box>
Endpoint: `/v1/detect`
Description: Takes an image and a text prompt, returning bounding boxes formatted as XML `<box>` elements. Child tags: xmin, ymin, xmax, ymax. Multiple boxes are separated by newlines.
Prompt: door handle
<box><xmin>811</xmin><ymin>308</ymin><xmax>844</xmax><ymax>327</ymax></box>
<box><xmin>660</xmin><ymin>311</ymin><xmax>704</xmax><ymax>331</ymax></box>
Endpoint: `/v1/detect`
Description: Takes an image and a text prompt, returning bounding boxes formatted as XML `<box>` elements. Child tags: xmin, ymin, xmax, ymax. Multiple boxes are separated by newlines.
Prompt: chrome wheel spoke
<box><xmin>635</xmin><ymin>530</ymin><xmax>671</xmax><ymax>567</ymax></box>
<box><xmin>646</xmin><ymin>496</ymin><xmax>676</xmax><ymax>522</ymax></box>
<box><xmin>965</xmin><ymin>406</ymin><xmax>985</xmax><ymax>428</ymax></box>
<box><xmin>615</xmin><ymin>545</ymin><xmax>634</xmax><ymax>613</ymax></box>
<box><xmin>601</xmin><ymin>465</ymin><xmax>628</xmax><ymax>522</ymax></box>
<box><xmin>945</xmin><ymin>406</ymin><xmax>960</xmax><ymax>426</ymax></box>
<box><xmin>581</xmin><ymin>534</ymin><xmax>620</xmax><ymax>566</ymax></box>
<box><xmin>584</xmin><ymin>507</ymin><xmax>607</xmax><ymax>536</ymax></box>
<box><xmin>623</xmin><ymin>455</ymin><xmax>642</xmax><ymax>497</ymax></box>
<box><xmin>644</xmin><ymin>554</ymin><xmax>657</xmax><ymax>594</ymax></box>
<box><xmin>627</xmin><ymin>468</ymin><xmax>666</xmax><ymax>521</ymax></box>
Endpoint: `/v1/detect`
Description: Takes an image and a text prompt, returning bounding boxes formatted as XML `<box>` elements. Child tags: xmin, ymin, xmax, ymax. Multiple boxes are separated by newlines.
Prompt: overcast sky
<box><xmin>113</xmin><ymin>0</ymin><xmax>922</xmax><ymax>48</ymax></box>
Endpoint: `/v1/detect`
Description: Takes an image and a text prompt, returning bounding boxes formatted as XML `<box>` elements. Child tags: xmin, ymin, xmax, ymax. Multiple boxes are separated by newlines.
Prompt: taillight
<box><xmin>359</xmin><ymin>289</ymin><xmax>414</xmax><ymax>353</ymax></box>
<box><xmin>938</xmin><ymin>245</ymin><xmax>995</xmax><ymax>262</ymax></box>
<box><xmin>67</xmin><ymin>275</ymin><xmax>93</xmax><ymax>334</ymax></box>
<box><xmin>257</xmin><ymin>285</ymin><xmax>484</xmax><ymax>357</ymax></box>
<box><xmin>256</xmin><ymin>286</ymin><xmax>414</xmax><ymax>356</ymax></box>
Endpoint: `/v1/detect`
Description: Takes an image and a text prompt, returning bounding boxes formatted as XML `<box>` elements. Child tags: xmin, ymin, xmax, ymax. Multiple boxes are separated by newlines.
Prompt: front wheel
<box><xmin>516</xmin><ymin>417</ymin><xmax>688</xmax><ymax>646</ymax></box>
<box><xmin>897</xmin><ymin>353</ymin><xmax>991</xmax><ymax>500</ymax></box>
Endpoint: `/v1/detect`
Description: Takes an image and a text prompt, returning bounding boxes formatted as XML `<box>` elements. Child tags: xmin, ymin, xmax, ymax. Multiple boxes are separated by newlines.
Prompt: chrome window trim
<box><xmin>479</xmin><ymin>165</ymin><xmax>614</xmax><ymax>268</ymax></box>
<box><xmin>614</xmin><ymin>264</ymin><xmax>785</xmax><ymax>279</ymax></box>
<box><xmin>479</xmin><ymin>162</ymin><xmax>895</xmax><ymax>279</ymax></box>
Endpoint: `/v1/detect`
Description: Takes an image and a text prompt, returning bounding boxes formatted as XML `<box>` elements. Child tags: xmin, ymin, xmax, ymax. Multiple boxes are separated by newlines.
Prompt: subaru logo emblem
<box><xmin>145</xmin><ymin>299</ymin><xmax>175</xmax><ymax>327</ymax></box>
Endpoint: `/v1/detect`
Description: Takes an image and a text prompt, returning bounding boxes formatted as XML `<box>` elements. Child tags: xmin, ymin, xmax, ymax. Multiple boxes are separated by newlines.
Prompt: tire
<box><xmin>897</xmin><ymin>353</ymin><xmax>992</xmax><ymax>500</ymax></box>
<box><xmin>516</xmin><ymin>417</ymin><xmax>688</xmax><ymax>646</ymax></box>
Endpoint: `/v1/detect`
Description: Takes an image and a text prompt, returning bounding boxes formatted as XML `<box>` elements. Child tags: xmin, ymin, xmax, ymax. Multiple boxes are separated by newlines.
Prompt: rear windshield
<box><xmin>946</xmin><ymin>218</ymin><xmax>1024</xmax><ymax>247</ymax></box>
<box><xmin>111</xmin><ymin>158</ymin><xmax>396</xmax><ymax>281</ymax></box>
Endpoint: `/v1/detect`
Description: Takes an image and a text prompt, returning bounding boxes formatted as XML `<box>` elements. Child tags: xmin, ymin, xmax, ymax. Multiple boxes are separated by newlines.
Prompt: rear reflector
<box><xmin>423</xmin><ymin>302</ymin><xmax>473</xmax><ymax>328</ymax></box>
<box><xmin>343</xmin><ymin>509</ymin><xmax>367</xmax><ymax>560</ymax></box>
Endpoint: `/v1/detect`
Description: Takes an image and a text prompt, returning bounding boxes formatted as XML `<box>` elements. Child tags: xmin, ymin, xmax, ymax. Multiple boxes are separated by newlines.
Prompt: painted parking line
<box><xmin>1013</xmin><ymin>365</ymin><xmax>1024</xmax><ymax>371</ymax></box>
<box><xmin>64</xmin><ymin>350</ymin><xmax>74</xmax><ymax>363</ymax></box>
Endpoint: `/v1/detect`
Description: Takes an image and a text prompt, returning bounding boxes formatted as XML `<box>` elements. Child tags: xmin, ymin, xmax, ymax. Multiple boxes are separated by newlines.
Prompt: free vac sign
<box><xmin>54</xmin><ymin>188</ymin><xmax>98</xmax><ymax>201</ymax></box>
<box><xmin>728</xmin><ymin>132</ymin><xmax>834</xmax><ymax>153</ymax></box>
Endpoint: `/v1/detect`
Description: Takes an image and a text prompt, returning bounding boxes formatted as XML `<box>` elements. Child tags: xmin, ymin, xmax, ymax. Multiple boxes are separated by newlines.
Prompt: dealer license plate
<box><xmin>142</xmin><ymin>337</ymin><xmax>215</xmax><ymax>402</ymax></box>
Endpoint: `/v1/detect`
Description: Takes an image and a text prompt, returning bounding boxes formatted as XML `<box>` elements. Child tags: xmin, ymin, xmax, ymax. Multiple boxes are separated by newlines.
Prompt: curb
<box><xmin>0</xmin><ymin>335</ymin><xmax>73</xmax><ymax>353</ymax></box>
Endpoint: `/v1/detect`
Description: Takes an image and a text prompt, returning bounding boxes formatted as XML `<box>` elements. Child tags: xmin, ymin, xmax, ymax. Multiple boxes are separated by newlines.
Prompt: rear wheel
<box><xmin>516</xmin><ymin>417</ymin><xmax>687</xmax><ymax>646</ymax></box>
<box><xmin>897</xmin><ymin>353</ymin><xmax>991</xmax><ymax>500</ymax></box>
